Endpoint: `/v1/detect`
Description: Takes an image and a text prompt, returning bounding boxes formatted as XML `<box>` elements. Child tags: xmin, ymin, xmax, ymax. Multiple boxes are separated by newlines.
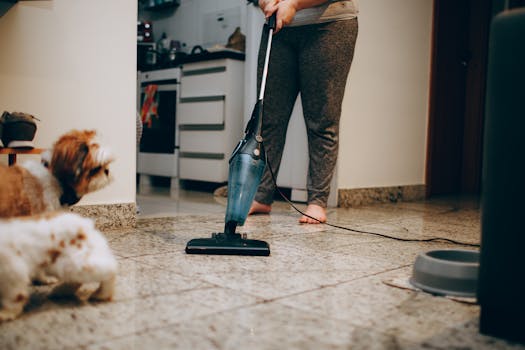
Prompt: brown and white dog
<box><xmin>0</xmin><ymin>130</ymin><xmax>113</xmax><ymax>218</ymax></box>
<box><xmin>0</xmin><ymin>212</ymin><xmax>118</xmax><ymax>322</ymax></box>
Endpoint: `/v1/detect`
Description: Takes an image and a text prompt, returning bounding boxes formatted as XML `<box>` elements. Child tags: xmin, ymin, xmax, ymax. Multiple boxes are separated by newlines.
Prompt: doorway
<box><xmin>426</xmin><ymin>0</ymin><xmax>492</xmax><ymax>196</ymax></box>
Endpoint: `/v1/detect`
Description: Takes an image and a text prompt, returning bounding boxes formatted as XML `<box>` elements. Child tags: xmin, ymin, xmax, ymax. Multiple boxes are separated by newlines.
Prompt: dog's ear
<box><xmin>51</xmin><ymin>139</ymin><xmax>90</xmax><ymax>184</ymax></box>
<box><xmin>72</xmin><ymin>143</ymin><xmax>89</xmax><ymax>180</ymax></box>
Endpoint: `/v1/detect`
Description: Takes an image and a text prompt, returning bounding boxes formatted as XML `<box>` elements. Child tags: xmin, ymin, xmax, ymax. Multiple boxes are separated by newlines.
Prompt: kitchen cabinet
<box><xmin>178</xmin><ymin>58</ymin><xmax>244</xmax><ymax>183</ymax></box>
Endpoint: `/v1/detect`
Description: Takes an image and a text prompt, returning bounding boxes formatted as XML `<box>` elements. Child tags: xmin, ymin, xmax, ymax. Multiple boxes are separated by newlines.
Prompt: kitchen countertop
<box><xmin>140</xmin><ymin>48</ymin><xmax>245</xmax><ymax>72</ymax></box>
<box><xmin>182</xmin><ymin>48</ymin><xmax>245</xmax><ymax>64</ymax></box>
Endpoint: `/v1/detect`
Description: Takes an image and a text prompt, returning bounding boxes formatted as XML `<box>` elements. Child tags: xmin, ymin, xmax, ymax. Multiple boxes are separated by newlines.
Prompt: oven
<box><xmin>137</xmin><ymin>67</ymin><xmax>181</xmax><ymax>183</ymax></box>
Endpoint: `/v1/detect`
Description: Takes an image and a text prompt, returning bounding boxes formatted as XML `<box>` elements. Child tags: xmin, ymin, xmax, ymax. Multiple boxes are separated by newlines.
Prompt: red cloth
<box><xmin>140</xmin><ymin>84</ymin><xmax>158</xmax><ymax>128</ymax></box>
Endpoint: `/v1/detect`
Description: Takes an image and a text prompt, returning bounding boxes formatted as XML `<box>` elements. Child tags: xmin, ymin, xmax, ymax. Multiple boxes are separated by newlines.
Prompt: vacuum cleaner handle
<box><xmin>267</xmin><ymin>12</ymin><xmax>277</xmax><ymax>31</ymax></box>
<box><xmin>258</xmin><ymin>12</ymin><xmax>277</xmax><ymax>102</ymax></box>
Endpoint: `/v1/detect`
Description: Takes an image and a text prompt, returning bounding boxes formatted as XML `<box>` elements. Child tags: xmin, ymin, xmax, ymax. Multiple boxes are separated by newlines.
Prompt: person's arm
<box><xmin>259</xmin><ymin>0</ymin><xmax>330</xmax><ymax>33</ymax></box>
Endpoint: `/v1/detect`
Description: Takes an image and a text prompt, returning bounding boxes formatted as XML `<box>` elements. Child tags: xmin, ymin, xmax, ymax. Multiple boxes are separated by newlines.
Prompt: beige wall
<box><xmin>338</xmin><ymin>0</ymin><xmax>433</xmax><ymax>189</ymax></box>
<box><xmin>0</xmin><ymin>0</ymin><xmax>137</xmax><ymax>205</ymax></box>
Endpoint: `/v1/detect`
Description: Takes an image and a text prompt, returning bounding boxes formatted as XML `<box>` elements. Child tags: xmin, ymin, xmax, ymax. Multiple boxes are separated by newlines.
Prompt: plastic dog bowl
<box><xmin>409</xmin><ymin>249</ymin><xmax>480</xmax><ymax>298</ymax></box>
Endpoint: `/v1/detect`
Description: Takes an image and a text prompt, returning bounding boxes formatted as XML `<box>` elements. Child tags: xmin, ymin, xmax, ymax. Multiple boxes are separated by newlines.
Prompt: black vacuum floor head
<box><xmin>186</xmin><ymin>233</ymin><xmax>270</xmax><ymax>256</ymax></box>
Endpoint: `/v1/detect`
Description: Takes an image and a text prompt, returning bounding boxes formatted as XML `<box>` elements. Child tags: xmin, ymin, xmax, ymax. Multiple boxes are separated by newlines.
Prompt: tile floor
<box><xmin>1</xmin><ymin>188</ymin><xmax>524</xmax><ymax>349</ymax></box>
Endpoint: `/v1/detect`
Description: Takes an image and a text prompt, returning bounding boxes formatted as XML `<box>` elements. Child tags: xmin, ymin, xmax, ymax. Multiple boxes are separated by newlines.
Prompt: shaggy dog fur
<box><xmin>0</xmin><ymin>212</ymin><xmax>117</xmax><ymax>322</ymax></box>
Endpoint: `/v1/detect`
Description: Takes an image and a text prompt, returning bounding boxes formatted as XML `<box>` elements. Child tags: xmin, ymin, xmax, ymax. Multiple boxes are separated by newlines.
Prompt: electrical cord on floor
<box><xmin>264</xmin><ymin>151</ymin><xmax>480</xmax><ymax>248</ymax></box>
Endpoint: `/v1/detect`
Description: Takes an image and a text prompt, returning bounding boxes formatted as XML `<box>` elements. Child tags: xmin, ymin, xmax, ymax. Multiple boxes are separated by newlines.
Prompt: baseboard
<box><xmin>338</xmin><ymin>185</ymin><xmax>426</xmax><ymax>207</ymax></box>
<box><xmin>69</xmin><ymin>202</ymin><xmax>137</xmax><ymax>230</ymax></box>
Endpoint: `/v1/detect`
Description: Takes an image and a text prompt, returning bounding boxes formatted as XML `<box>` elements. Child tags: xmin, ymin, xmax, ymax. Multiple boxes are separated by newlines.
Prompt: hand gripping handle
<box><xmin>267</xmin><ymin>12</ymin><xmax>277</xmax><ymax>32</ymax></box>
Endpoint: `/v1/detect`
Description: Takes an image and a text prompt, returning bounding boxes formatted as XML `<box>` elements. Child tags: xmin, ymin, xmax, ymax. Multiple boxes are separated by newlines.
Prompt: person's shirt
<box><xmin>290</xmin><ymin>0</ymin><xmax>359</xmax><ymax>27</ymax></box>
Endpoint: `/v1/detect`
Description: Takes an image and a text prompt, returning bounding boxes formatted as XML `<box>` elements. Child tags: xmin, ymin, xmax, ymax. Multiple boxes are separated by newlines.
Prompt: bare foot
<box><xmin>299</xmin><ymin>204</ymin><xmax>327</xmax><ymax>224</ymax></box>
<box><xmin>248</xmin><ymin>200</ymin><xmax>272</xmax><ymax>215</ymax></box>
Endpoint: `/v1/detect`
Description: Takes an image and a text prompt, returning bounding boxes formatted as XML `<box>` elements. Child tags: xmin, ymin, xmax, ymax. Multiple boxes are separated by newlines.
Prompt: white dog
<box><xmin>0</xmin><ymin>212</ymin><xmax>118</xmax><ymax>322</ymax></box>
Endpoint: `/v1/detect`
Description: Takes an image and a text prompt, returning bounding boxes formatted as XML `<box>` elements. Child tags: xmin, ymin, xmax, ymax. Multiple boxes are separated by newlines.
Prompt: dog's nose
<box><xmin>104</xmin><ymin>169</ymin><xmax>109</xmax><ymax>176</ymax></box>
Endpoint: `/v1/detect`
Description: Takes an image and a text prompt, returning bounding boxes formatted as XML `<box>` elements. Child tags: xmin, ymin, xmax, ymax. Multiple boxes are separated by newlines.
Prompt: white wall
<box><xmin>338</xmin><ymin>0</ymin><xmax>433</xmax><ymax>189</ymax></box>
<box><xmin>0</xmin><ymin>0</ymin><xmax>137</xmax><ymax>205</ymax></box>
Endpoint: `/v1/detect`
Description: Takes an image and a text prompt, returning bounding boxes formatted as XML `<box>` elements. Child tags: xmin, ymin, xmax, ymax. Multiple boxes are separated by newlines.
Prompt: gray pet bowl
<box><xmin>409</xmin><ymin>249</ymin><xmax>480</xmax><ymax>298</ymax></box>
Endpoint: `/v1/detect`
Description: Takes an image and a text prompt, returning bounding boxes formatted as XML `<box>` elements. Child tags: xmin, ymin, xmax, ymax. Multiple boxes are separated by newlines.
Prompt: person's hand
<box><xmin>259</xmin><ymin>0</ymin><xmax>300</xmax><ymax>33</ymax></box>
<box><xmin>274</xmin><ymin>1</ymin><xmax>299</xmax><ymax>33</ymax></box>
<box><xmin>258</xmin><ymin>0</ymin><xmax>281</xmax><ymax>18</ymax></box>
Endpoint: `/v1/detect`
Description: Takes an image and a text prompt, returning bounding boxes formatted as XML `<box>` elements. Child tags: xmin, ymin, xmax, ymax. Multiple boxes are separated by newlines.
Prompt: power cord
<box><xmin>264</xmin><ymin>151</ymin><xmax>480</xmax><ymax>248</ymax></box>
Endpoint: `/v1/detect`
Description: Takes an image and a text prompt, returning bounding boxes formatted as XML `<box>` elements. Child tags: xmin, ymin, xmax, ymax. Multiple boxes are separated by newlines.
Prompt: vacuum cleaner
<box><xmin>185</xmin><ymin>15</ymin><xmax>277</xmax><ymax>256</ymax></box>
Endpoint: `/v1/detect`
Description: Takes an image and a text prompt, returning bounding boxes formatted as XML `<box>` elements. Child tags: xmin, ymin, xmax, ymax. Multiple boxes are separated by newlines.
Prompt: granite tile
<box><xmin>240</xmin><ymin>212</ymin><xmax>336</xmax><ymax>238</ymax></box>
<box><xmin>86</xmin><ymin>302</ymin><xmax>395</xmax><ymax>350</ymax></box>
<box><xmin>71</xmin><ymin>202</ymin><xmax>136</xmax><ymax>230</ymax></box>
<box><xmin>108</xmin><ymin>229</ymin><xmax>180</xmax><ymax>258</ymax></box>
<box><xmin>347</xmin><ymin>215</ymin><xmax>481</xmax><ymax>247</ymax></box>
<box><xmin>113</xmin><ymin>257</ymin><xmax>212</xmax><ymax>301</ymax></box>
<box><xmin>107</xmin><ymin>217</ymin><xmax>223</xmax><ymax>258</ymax></box>
<box><xmin>318</xmin><ymin>239</ymin><xmax>461</xmax><ymax>267</ymax></box>
<box><xmin>424</xmin><ymin>207</ymin><xmax>481</xmax><ymax>228</ymax></box>
<box><xmin>274</xmin><ymin>267</ymin><xmax>492</xmax><ymax>345</ymax></box>
<box><xmin>338</xmin><ymin>185</ymin><xmax>426</xmax><ymax>207</ymax></box>
<box><xmin>325</xmin><ymin>206</ymin><xmax>437</xmax><ymax>228</ymax></box>
<box><xmin>0</xmin><ymin>287</ymin><xmax>260</xmax><ymax>350</ymax></box>
<box><xmin>137</xmin><ymin>189</ymin><xmax>227</xmax><ymax>218</ymax></box>
<box><xmin>135</xmin><ymin>241</ymin><xmax>397</xmax><ymax>300</ymax></box>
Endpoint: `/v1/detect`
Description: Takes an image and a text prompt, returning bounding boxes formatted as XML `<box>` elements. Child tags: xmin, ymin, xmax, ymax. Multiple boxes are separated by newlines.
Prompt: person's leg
<box><xmin>297</xmin><ymin>19</ymin><xmax>359</xmax><ymax>223</ymax></box>
<box><xmin>250</xmin><ymin>27</ymin><xmax>301</xmax><ymax>214</ymax></box>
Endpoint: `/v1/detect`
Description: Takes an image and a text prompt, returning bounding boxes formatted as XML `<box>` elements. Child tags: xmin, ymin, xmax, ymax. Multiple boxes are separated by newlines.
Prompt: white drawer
<box><xmin>137</xmin><ymin>152</ymin><xmax>178</xmax><ymax>177</ymax></box>
<box><xmin>179</xmin><ymin>157</ymin><xmax>228</xmax><ymax>182</ymax></box>
<box><xmin>179</xmin><ymin>130</ymin><xmax>230</xmax><ymax>154</ymax></box>
<box><xmin>180</xmin><ymin>66</ymin><xmax>227</xmax><ymax>97</ymax></box>
<box><xmin>178</xmin><ymin>97</ymin><xmax>224</xmax><ymax>125</ymax></box>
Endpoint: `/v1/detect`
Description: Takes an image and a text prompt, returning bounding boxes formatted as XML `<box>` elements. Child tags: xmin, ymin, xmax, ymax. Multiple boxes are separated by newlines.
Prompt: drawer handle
<box><xmin>179</xmin><ymin>124</ymin><xmax>225</xmax><ymax>131</ymax></box>
<box><xmin>182</xmin><ymin>66</ymin><xmax>226</xmax><ymax>76</ymax></box>
<box><xmin>180</xmin><ymin>152</ymin><xmax>225</xmax><ymax>160</ymax></box>
<box><xmin>180</xmin><ymin>95</ymin><xmax>225</xmax><ymax>103</ymax></box>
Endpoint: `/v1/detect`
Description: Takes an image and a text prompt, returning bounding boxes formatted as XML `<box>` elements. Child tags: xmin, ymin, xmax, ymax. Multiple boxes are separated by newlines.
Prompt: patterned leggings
<box><xmin>255</xmin><ymin>18</ymin><xmax>359</xmax><ymax>207</ymax></box>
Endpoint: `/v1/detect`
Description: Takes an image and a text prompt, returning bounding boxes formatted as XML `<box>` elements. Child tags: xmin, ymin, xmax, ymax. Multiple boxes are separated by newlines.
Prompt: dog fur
<box><xmin>0</xmin><ymin>130</ymin><xmax>113</xmax><ymax>218</ymax></box>
<box><xmin>0</xmin><ymin>212</ymin><xmax>118</xmax><ymax>322</ymax></box>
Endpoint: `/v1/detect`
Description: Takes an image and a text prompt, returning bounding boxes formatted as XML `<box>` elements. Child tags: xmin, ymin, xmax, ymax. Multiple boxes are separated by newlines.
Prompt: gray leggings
<box><xmin>255</xmin><ymin>18</ymin><xmax>359</xmax><ymax>207</ymax></box>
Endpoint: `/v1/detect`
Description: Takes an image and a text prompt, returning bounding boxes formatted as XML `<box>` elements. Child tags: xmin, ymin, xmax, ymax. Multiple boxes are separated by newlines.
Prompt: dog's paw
<box><xmin>89</xmin><ymin>277</ymin><xmax>115</xmax><ymax>302</ymax></box>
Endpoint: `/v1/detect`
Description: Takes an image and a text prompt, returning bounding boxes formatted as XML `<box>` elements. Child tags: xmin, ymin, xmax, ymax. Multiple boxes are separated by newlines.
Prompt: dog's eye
<box><xmin>89</xmin><ymin>166</ymin><xmax>102</xmax><ymax>177</ymax></box>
